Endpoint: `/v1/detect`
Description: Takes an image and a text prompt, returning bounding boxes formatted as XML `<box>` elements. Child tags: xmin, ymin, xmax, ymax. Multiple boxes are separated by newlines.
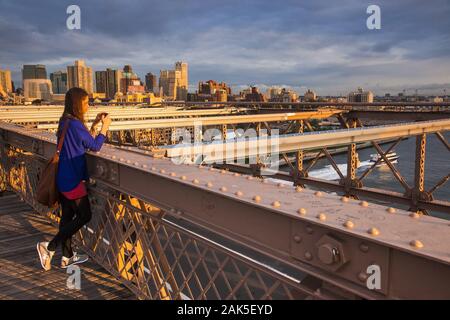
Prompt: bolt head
<box><xmin>293</xmin><ymin>235</ymin><xmax>302</xmax><ymax>243</ymax></box>
<box><xmin>235</xmin><ymin>191</ymin><xmax>243</xmax><ymax>197</ymax></box>
<box><xmin>368</xmin><ymin>227</ymin><xmax>380</xmax><ymax>236</ymax></box>
<box><xmin>341</xmin><ymin>196</ymin><xmax>349</xmax><ymax>202</ymax></box>
<box><xmin>297</xmin><ymin>208</ymin><xmax>307</xmax><ymax>216</ymax></box>
<box><xmin>192</xmin><ymin>179</ymin><xmax>200</xmax><ymax>184</ymax></box>
<box><xmin>315</xmin><ymin>191</ymin><xmax>323</xmax><ymax>197</ymax></box>
<box><xmin>304</xmin><ymin>251</ymin><xmax>313</xmax><ymax>261</ymax></box>
<box><xmin>344</xmin><ymin>220</ymin><xmax>354</xmax><ymax>229</ymax></box>
<box><xmin>317</xmin><ymin>213</ymin><xmax>326</xmax><ymax>221</ymax></box>
<box><xmin>410</xmin><ymin>240</ymin><xmax>424</xmax><ymax>248</ymax></box>
<box><xmin>220</xmin><ymin>186</ymin><xmax>228</xmax><ymax>192</ymax></box>
<box><xmin>253</xmin><ymin>195</ymin><xmax>261</xmax><ymax>202</ymax></box>
<box><xmin>272</xmin><ymin>201</ymin><xmax>281</xmax><ymax>208</ymax></box>
<box><xmin>206</xmin><ymin>182</ymin><xmax>213</xmax><ymax>188</ymax></box>
<box><xmin>387</xmin><ymin>207</ymin><xmax>396</xmax><ymax>214</ymax></box>
<box><xmin>360</xmin><ymin>201</ymin><xmax>369</xmax><ymax>207</ymax></box>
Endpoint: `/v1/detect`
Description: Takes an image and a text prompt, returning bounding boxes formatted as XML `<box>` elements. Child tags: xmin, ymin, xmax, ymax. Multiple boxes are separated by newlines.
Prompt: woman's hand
<box><xmin>100</xmin><ymin>114</ymin><xmax>111</xmax><ymax>135</ymax></box>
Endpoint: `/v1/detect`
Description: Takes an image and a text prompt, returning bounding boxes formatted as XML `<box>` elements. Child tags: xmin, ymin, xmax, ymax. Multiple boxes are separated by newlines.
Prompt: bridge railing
<box><xmin>1</xmin><ymin>121</ymin><xmax>450</xmax><ymax>299</ymax></box>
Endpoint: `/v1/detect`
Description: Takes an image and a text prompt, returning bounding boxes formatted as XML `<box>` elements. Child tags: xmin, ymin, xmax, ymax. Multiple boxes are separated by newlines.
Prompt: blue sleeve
<box><xmin>74</xmin><ymin>121</ymin><xmax>106</xmax><ymax>152</ymax></box>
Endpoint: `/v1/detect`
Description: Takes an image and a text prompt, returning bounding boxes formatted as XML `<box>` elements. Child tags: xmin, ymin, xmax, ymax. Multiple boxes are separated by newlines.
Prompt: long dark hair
<box><xmin>62</xmin><ymin>87</ymin><xmax>89</xmax><ymax>125</ymax></box>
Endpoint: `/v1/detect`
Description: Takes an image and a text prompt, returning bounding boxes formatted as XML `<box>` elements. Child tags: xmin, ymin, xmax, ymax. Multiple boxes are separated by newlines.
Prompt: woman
<box><xmin>37</xmin><ymin>87</ymin><xmax>111</xmax><ymax>271</ymax></box>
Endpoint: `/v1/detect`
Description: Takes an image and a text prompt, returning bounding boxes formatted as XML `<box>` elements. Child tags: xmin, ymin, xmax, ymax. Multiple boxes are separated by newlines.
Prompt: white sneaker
<box><xmin>37</xmin><ymin>241</ymin><xmax>55</xmax><ymax>271</ymax></box>
<box><xmin>61</xmin><ymin>252</ymin><xmax>89</xmax><ymax>269</ymax></box>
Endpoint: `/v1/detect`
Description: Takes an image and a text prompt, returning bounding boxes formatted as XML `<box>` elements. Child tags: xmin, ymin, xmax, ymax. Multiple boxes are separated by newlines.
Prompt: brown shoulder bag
<box><xmin>36</xmin><ymin>119</ymin><xmax>70</xmax><ymax>208</ymax></box>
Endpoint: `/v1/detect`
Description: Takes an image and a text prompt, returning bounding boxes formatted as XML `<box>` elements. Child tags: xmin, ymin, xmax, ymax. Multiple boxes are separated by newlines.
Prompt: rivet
<box><xmin>220</xmin><ymin>186</ymin><xmax>228</xmax><ymax>192</ymax></box>
<box><xmin>142</xmin><ymin>164</ymin><xmax>148</xmax><ymax>169</ymax></box>
<box><xmin>368</xmin><ymin>227</ymin><xmax>380</xmax><ymax>236</ymax></box>
<box><xmin>409</xmin><ymin>213</ymin><xmax>420</xmax><ymax>219</ymax></box>
<box><xmin>360</xmin><ymin>201</ymin><xmax>369</xmax><ymax>207</ymax></box>
<box><xmin>192</xmin><ymin>179</ymin><xmax>200</xmax><ymax>184</ymax></box>
<box><xmin>344</xmin><ymin>220</ymin><xmax>354</xmax><ymax>229</ymax></box>
<box><xmin>234</xmin><ymin>173</ymin><xmax>241</xmax><ymax>177</ymax></box>
<box><xmin>297</xmin><ymin>208</ymin><xmax>307</xmax><ymax>216</ymax></box>
<box><xmin>253</xmin><ymin>195</ymin><xmax>261</xmax><ymax>202</ymax></box>
<box><xmin>151</xmin><ymin>167</ymin><xmax>157</xmax><ymax>171</ymax></box>
<box><xmin>247</xmin><ymin>176</ymin><xmax>254</xmax><ymax>180</ymax></box>
<box><xmin>386</xmin><ymin>207</ymin><xmax>396</xmax><ymax>213</ymax></box>
<box><xmin>112</xmin><ymin>155</ymin><xmax>116</xmax><ymax>160</ymax></box>
<box><xmin>144</xmin><ymin>151</ymin><xmax>149</xmax><ymax>154</ymax></box>
<box><xmin>180</xmin><ymin>175</ymin><xmax>187</xmax><ymax>180</ymax></box>
<box><xmin>119</xmin><ymin>158</ymin><xmax>125</xmax><ymax>162</ymax></box>
<box><xmin>206</xmin><ymin>182</ymin><xmax>213</xmax><ymax>188</ymax></box>
<box><xmin>160</xmin><ymin>169</ymin><xmax>166</xmax><ymax>173</ymax></box>
<box><xmin>235</xmin><ymin>191</ymin><xmax>243</xmax><ymax>197</ymax></box>
<box><xmin>358</xmin><ymin>272</ymin><xmax>368</xmax><ymax>282</ymax></box>
<box><xmin>341</xmin><ymin>196</ymin><xmax>349</xmax><ymax>202</ymax></box>
<box><xmin>126</xmin><ymin>160</ymin><xmax>132</xmax><ymax>164</ymax></box>
<box><xmin>410</xmin><ymin>240</ymin><xmax>424</xmax><ymax>248</ymax></box>
<box><xmin>359</xmin><ymin>243</ymin><xmax>369</xmax><ymax>253</ymax></box>
<box><xmin>272</xmin><ymin>201</ymin><xmax>281</xmax><ymax>208</ymax></box>
<box><xmin>134</xmin><ymin>162</ymin><xmax>139</xmax><ymax>166</ymax></box>
<box><xmin>315</xmin><ymin>191</ymin><xmax>323</xmax><ymax>197</ymax></box>
<box><xmin>306</xmin><ymin>226</ymin><xmax>314</xmax><ymax>234</ymax></box>
<box><xmin>317</xmin><ymin>213</ymin><xmax>326</xmax><ymax>221</ymax></box>
<box><xmin>304</xmin><ymin>251</ymin><xmax>313</xmax><ymax>261</ymax></box>
<box><xmin>295</xmin><ymin>186</ymin><xmax>303</xmax><ymax>192</ymax></box>
<box><xmin>170</xmin><ymin>172</ymin><xmax>177</xmax><ymax>177</ymax></box>
<box><xmin>293</xmin><ymin>235</ymin><xmax>302</xmax><ymax>243</ymax></box>
<box><xmin>209</xmin><ymin>167</ymin><xmax>215</xmax><ymax>172</ymax></box>
<box><xmin>221</xmin><ymin>170</ymin><xmax>227</xmax><ymax>174</ymax></box>
<box><xmin>277</xmin><ymin>183</ymin><xmax>284</xmax><ymax>188</ymax></box>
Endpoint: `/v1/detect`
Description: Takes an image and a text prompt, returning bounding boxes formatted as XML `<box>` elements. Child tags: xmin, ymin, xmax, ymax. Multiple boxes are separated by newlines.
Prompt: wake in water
<box><xmin>307</xmin><ymin>160</ymin><xmax>372</xmax><ymax>181</ymax></box>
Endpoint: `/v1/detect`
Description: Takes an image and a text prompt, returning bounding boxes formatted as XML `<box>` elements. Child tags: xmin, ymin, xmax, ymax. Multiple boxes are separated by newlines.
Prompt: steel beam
<box><xmin>1</xmin><ymin>120</ymin><xmax>450</xmax><ymax>299</ymax></box>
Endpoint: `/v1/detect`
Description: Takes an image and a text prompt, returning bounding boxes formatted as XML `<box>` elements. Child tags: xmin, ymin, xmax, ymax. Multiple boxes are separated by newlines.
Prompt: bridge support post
<box><xmin>411</xmin><ymin>134</ymin><xmax>431</xmax><ymax>214</ymax></box>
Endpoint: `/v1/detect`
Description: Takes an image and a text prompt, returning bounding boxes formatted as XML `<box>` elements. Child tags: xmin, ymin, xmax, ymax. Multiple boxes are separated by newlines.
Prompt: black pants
<box><xmin>48</xmin><ymin>194</ymin><xmax>92</xmax><ymax>258</ymax></box>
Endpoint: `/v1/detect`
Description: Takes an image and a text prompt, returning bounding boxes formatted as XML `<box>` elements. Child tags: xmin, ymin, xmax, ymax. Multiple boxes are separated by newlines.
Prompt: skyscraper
<box><xmin>159</xmin><ymin>69</ymin><xmax>180</xmax><ymax>100</ymax></box>
<box><xmin>145</xmin><ymin>72</ymin><xmax>157</xmax><ymax>92</ymax></box>
<box><xmin>23</xmin><ymin>79</ymin><xmax>53</xmax><ymax>101</ymax></box>
<box><xmin>95</xmin><ymin>68</ymin><xmax>122</xmax><ymax>99</ymax></box>
<box><xmin>67</xmin><ymin>60</ymin><xmax>93</xmax><ymax>94</ymax></box>
<box><xmin>22</xmin><ymin>64</ymin><xmax>47</xmax><ymax>80</ymax></box>
<box><xmin>0</xmin><ymin>69</ymin><xmax>13</xmax><ymax>95</ymax></box>
<box><xmin>50</xmin><ymin>71</ymin><xmax>68</xmax><ymax>94</ymax></box>
<box><xmin>175</xmin><ymin>61</ymin><xmax>188</xmax><ymax>100</ymax></box>
<box><xmin>120</xmin><ymin>65</ymin><xmax>143</xmax><ymax>94</ymax></box>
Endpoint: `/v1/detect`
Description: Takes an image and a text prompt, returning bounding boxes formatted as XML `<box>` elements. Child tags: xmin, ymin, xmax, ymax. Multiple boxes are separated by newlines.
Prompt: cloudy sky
<box><xmin>1</xmin><ymin>0</ymin><xmax>449</xmax><ymax>95</ymax></box>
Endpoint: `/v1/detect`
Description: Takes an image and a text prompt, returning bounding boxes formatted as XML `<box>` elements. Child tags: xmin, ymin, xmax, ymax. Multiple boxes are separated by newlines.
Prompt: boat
<box><xmin>369</xmin><ymin>151</ymin><xmax>399</xmax><ymax>166</ymax></box>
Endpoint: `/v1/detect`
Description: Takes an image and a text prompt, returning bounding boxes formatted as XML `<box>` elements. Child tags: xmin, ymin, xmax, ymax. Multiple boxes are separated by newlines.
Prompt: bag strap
<box><xmin>56</xmin><ymin>119</ymin><xmax>70</xmax><ymax>155</ymax></box>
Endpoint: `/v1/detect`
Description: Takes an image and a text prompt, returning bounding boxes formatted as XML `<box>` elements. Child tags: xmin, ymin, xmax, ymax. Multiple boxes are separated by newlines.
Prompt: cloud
<box><xmin>0</xmin><ymin>0</ymin><xmax>449</xmax><ymax>95</ymax></box>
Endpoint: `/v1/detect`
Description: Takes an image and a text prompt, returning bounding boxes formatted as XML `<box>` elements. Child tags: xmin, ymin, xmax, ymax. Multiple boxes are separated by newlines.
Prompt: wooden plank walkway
<box><xmin>0</xmin><ymin>192</ymin><xmax>135</xmax><ymax>300</ymax></box>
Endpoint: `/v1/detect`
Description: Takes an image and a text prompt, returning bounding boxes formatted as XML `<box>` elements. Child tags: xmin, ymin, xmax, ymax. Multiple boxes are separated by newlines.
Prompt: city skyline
<box><xmin>1</xmin><ymin>0</ymin><xmax>449</xmax><ymax>95</ymax></box>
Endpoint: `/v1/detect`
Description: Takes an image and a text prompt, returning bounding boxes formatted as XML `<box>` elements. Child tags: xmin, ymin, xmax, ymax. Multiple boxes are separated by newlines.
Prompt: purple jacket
<box><xmin>56</xmin><ymin>117</ymin><xmax>106</xmax><ymax>192</ymax></box>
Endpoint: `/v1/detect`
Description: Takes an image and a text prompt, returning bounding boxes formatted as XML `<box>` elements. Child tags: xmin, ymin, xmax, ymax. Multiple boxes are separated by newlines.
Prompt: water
<box><xmin>283</xmin><ymin>132</ymin><xmax>450</xmax><ymax>216</ymax></box>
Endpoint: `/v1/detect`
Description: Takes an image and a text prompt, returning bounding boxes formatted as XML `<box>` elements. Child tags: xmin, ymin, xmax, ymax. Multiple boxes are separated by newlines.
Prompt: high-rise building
<box><xmin>145</xmin><ymin>72</ymin><xmax>157</xmax><ymax>92</ymax></box>
<box><xmin>304</xmin><ymin>89</ymin><xmax>317</xmax><ymax>102</ymax></box>
<box><xmin>22</xmin><ymin>64</ymin><xmax>47</xmax><ymax>80</ymax></box>
<box><xmin>67</xmin><ymin>60</ymin><xmax>93</xmax><ymax>94</ymax></box>
<box><xmin>50</xmin><ymin>71</ymin><xmax>68</xmax><ymax>94</ymax></box>
<box><xmin>23</xmin><ymin>79</ymin><xmax>53</xmax><ymax>101</ymax></box>
<box><xmin>96</xmin><ymin>69</ymin><xmax>122</xmax><ymax>99</ymax></box>
<box><xmin>159</xmin><ymin>62</ymin><xmax>189</xmax><ymax>100</ymax></box>
<box><xmin>348</xmin><ymin>87</ymin><xmax>374</xmax><ymax>103</ymax></box>
<box><xmin>120</xmin><ymin>65</ymin><xmax>144</xmax><ymax>94</ymax></box>
<box><xmin>159</xmin><ymin>69</ymin><xmax>181</xmax><ymax>100</ymax></box>
<box><xmin>0</xmin><ymin>69</ymin><xmax>13</xmax><ymax>95</ymax></box>
<box><xmin>175</xmin><ymin>61</ymin><xmax>188</xmax><ymax>100</ymax></box>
